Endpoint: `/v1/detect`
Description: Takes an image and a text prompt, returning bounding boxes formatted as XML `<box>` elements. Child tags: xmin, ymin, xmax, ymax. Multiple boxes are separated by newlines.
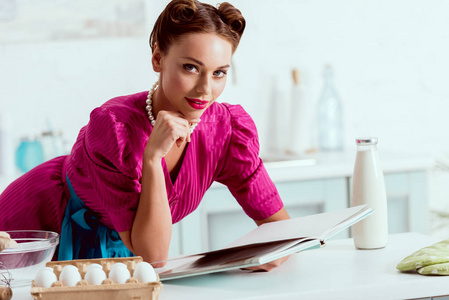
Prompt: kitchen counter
<box><xmin>11</xmin><ymin>233</ymin><xmax>446</xmax><ymax>300</ymax></box>
<box><xmin>214</xmin><ymin>151</ymin><xmax>435</xmax><ymax>188</ymax></box>
<box><xmin>264</xmin><ymin>150</ymin><xmax>434</xmax><ymax>181</ymax></box>
<box><xmin>159</xmin><ymin>232</ymin><xmax>447</xmax><ymax>300</ymax></box>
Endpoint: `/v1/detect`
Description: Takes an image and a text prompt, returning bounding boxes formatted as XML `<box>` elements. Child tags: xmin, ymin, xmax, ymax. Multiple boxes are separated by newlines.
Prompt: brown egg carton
<box><xmin>30</xmin><ymin>256</ymin><xmax>162</xmax><ymax>300</ymax></box>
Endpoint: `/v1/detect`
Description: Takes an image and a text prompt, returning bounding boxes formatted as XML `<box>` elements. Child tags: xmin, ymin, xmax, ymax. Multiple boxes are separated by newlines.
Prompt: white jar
<box><xmin>352</xmin><ymin>137</ymin><xmax>388</xmax><ymax>249</ymax></box>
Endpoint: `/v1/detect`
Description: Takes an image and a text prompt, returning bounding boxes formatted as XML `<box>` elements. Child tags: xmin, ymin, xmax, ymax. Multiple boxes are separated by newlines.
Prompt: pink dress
<box><xmin>0</xmin><ymin>91</ymin><xmax>283</xmax><ymax>234</ymax></box>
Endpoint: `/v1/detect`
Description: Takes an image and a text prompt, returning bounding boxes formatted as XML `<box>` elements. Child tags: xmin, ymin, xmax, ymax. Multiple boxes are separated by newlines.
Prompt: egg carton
<box><xmin>30</xmin><ymin>256</ymin><xmax>162</xmax><ymax>300</ymax></box>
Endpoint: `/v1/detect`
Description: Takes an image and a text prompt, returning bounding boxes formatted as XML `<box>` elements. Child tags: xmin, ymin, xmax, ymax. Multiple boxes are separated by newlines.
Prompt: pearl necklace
<box><xmin>146</xmin><ymin>81</ymin><xmax>158</xmax><ymax>127</ymax></box>
<box><xmin>146</xmin><ymin>81</ymin><xmax>198</xmax><ymax>134</ymax></box>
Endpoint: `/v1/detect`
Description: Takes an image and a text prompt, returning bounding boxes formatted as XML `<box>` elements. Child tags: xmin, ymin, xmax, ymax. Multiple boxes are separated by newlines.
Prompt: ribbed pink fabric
<box><xmin>0</xmin><ymin>92</ymin><xmax>283</xmax><ymax>233</ymax></box>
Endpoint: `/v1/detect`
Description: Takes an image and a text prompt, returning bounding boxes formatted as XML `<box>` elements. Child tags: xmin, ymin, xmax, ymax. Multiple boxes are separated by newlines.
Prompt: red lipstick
<box><xmin>185</xmin><ymin>97</ymin><xmax>209</xmax><ymax>110</ymax></box>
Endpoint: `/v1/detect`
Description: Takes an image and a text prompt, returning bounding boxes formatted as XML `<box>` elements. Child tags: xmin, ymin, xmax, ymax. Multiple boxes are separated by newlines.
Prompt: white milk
<box><xmin>352</xmin><ymin>137</ymin><xmax>388</xmax><ymax>249</ymax></box>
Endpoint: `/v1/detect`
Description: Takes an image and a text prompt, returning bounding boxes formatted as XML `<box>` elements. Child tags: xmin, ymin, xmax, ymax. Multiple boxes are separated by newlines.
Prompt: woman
<box><xmin>0</xmin><ymin>0</ymin><xmax>289</xmax><ymax>270</ymax></box>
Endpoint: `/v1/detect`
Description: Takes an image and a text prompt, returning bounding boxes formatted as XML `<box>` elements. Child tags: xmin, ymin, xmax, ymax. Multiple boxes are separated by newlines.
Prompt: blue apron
<box><xmin>58</xmin><ymin>174</ymin><xmax>134</xmax><ymax>260</ymax></box>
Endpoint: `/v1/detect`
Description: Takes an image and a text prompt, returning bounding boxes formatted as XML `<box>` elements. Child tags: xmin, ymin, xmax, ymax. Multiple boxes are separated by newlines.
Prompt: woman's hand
<box><xmin>242</xmin><ymin>255</ymin><xmax>290</xmax><ymax>272</ymax></box>
<box><xmin>144</xmin><ymin>110</ymin><xmax>200</xmax><ymax>160</ymax></box>
<box><xmin>121</xmin><ymin>110</ymin><xmax>199</xmax><ymax>267</ymax></box>
<box><xmin>242</xmin><ymin>207</ymin><xmax>291</xmax><ymax>272</ymax></box>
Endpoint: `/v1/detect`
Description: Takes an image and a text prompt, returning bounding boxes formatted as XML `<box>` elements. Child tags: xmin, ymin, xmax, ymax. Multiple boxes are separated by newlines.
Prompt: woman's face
<box><xmin>152</xmin><ymin>33</ymin><xmax>233</xmax><ymax>120</ymax></box>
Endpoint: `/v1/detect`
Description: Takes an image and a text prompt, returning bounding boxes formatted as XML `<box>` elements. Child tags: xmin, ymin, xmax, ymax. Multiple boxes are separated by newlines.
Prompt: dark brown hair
<box><xmin>149</xmin><ymin>0</ymin><xmax>245</xmax><ymax>54</ymax></box>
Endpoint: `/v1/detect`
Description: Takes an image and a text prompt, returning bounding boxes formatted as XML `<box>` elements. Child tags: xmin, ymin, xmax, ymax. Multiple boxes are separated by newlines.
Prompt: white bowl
<box><xmin>0</xmin><ymin>230</ymin><xmax>59</xmax><ymax>287</ymax></box>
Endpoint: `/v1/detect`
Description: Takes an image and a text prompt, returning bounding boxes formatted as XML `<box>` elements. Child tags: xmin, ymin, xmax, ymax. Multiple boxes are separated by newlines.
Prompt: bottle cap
<box><xmin>355</xmin><ymin>137</ymin><xmax>378</xmax><ymax>145</ymax></box>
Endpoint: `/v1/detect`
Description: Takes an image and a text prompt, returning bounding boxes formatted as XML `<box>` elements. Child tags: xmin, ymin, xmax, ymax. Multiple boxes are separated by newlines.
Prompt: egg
<box><xmin>59</xmin><ymin>265</ymin><xmax>82</xmax><ymax>287</ymax></box>
<box><xmin>34</xmin><ymin>267</ymin><xmax>57</xmax><ymax>288</ymax></box>
<box><xmin>87</xmin><ymin>263</ymin><xmax>103</xmax><ymax>270</ymax></box>
<box><xmin>84</xmin><ymin>267</ymin><xmax>107</xmax><ymax>285</ymax></box>
<box><xmin>110</xmin><ymin>262</ymin><xmax>127</xmax><ymax>271</ymax></box>
<box><xmin>133</xmin><ymin>262</ymin><xmax>157</xmax><ymax>283</ymax></box>
<box><xmin>108</xmin><ymin>263</ymin><xmax>130</xmax><ymax>284</ymax></box>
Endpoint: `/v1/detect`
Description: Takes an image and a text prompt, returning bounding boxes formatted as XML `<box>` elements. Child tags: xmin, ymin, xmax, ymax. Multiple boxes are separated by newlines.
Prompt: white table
<box><xmin>11</xmin><ymin>233</ymin><xmax>448</xmax><ymax>300</ymax></box>
<box><xmin>158</xmin><ymin>233</ymin><xmax>448</xmax><ymax>300</ymax></box>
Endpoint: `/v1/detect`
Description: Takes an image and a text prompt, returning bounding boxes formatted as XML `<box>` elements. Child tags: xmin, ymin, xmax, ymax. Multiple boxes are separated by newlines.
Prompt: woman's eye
<box><xmin>183</xmin><ymin>64</ymin><xmax>198</xmax><ymax>73</ymax></box>
<box><xmin>214</xmin><ymin>70</ymin><xmax>227</xmax><ymax>78</ymax></box>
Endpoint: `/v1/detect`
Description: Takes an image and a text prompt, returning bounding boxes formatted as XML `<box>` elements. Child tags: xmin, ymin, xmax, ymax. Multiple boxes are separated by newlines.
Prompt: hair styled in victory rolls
<box><xmin>149</xmin><ymin>0</ymin><xmax>246</xmax><ymax>54</ymax></box>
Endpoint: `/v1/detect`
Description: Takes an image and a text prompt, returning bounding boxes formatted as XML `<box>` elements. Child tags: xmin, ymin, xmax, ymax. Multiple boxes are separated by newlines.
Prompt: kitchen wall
<box><xmin>1</xmin><ymin>0</ymin><xmax>449</xmax><ymax>161</ymax></box>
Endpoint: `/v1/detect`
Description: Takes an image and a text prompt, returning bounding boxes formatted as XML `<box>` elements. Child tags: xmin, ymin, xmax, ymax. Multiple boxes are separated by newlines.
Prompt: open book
<box><xmin>156</xmin><ymin>205</ymin><xmax>373</xmax><ymax>281</ymax></box>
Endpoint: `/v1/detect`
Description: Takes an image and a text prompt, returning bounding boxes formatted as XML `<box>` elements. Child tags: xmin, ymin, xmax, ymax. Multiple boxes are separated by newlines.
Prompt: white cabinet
<box><xmin>187</xmin><ymin>177</ymin><xmax>349</xmax><ymax>253</ymax></box>
<box><xmin>384</xmin><ymin>171</ymin><xmax>429</xmax><ymax>234</ymax></box>
<box><xmin>170</xmin><ymin>153</ymin><xmax>433</xmax><ymax>256</ymax></box>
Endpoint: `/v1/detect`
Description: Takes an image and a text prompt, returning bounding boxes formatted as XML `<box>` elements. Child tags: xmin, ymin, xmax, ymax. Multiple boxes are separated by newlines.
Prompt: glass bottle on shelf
<box><xmin>317</xmin><ymin>65</ymin><xmax>343</xmax><ymax>151</ymax></box>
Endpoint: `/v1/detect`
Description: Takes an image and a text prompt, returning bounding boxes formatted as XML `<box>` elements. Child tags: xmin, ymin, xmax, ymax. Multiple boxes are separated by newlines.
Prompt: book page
<box><xmin>157</xmin><ymin>205</ymin><xmax>372</xmax><ymax>281</ymax></box>
<box><xmin>158</xmin><ymin>238</ymin><xmax>313</xmax><ymax>280</ymax></box>
<box><xmin>225</xmin><ymin>205</ymin><xmax>371</xmax><ymax>249</ymax></box>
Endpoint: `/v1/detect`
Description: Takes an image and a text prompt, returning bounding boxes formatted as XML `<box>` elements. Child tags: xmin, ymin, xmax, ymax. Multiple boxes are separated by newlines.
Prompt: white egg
<box><xmin>84</xmin><ymin>267</ymin><xmax>107</xmax><ymax>285</ymax></box>
<box><xmin>133</xmin><ymin>262</ymin><xmax>157</xmax><ymax>283</ymax></box>
<box><xmin>87</xmin><ymin>263</ymin><xmax>103</xmax><ymax>270</ymax></box>
<box><xmin>34</xmin><ymin>267</ymin><xmax>57</xmax><ymax>288</ymax></box>
<box><xmin>110</xmin><ymin>262</ymin><xmax>127</xmax><ymax>271</ymax></box>
<box><xmin>59</xmin><ymin>265</ymin><xmax>82</xmax><ymax>287</ymax></box>
<box><xmin>108</xmin><ymin>265</ymin><xmax>130</xmax><ymax>284</ymax></box>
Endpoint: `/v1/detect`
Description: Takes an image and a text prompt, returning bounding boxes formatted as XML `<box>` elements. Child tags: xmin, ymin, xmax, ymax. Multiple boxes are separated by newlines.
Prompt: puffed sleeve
<box><xmin>215</xmin><ymin>104</ymin><xmax>284</xmax><ymax>220</ymax></box>
<box><xmin>84</xmin><ymin>106</ymin><xmax>142</xmax><ymax>232</ymax></box>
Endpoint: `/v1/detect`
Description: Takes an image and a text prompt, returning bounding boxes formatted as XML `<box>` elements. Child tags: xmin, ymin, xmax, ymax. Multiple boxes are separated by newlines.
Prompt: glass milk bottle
<box><xmin>352</xmin><ymin>137</ymin><xmax>388</xmax><ymax>249</ymax></box>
